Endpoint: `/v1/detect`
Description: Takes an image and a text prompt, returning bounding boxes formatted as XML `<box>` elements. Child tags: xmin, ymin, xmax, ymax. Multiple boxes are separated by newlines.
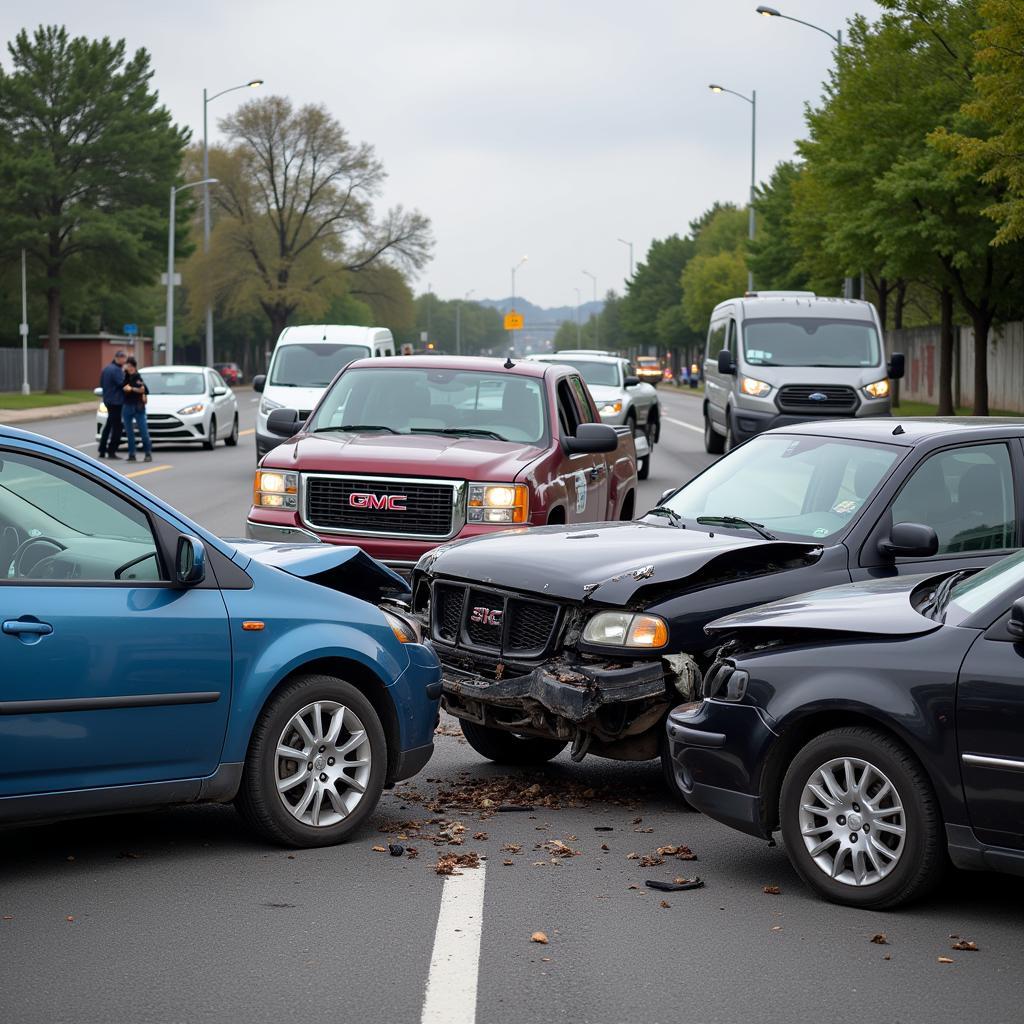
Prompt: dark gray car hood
<box><xmin>706</xmin><ymin>574</ymin><xmax>940</xmax><ymax>639</ymax></box>
<box><xmin>417</xmin><ymin>521</ymin><xmax>822</xmax><ymax>606</ymax></box>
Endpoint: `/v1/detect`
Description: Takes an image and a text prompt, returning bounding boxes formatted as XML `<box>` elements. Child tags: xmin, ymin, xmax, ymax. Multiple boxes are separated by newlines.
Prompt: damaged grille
<box><xmin>431</xmin><ymin>581</ymin><xmax>561</xmax><ymax>658</ymax></box>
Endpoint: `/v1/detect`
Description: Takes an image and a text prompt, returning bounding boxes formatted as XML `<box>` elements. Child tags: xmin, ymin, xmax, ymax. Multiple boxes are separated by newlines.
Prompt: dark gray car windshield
<box><xmin>269</xmin><ymin>344</ymin><xmax>371</xmax><ymax>387</ymax></box>
<box><xmin>948</xmin><ymin>549</ymin><xmax>1024</xmax><ymax>615</ymax></box>
<box><xmin>661</xmin><ymin>433</ymin><xmax>900</xmax><ymax>541</ymax></box>
<box><xmin>743</xmin><ymin>318</ymin><xmax>881</xmax><ymax>368</ymax></box>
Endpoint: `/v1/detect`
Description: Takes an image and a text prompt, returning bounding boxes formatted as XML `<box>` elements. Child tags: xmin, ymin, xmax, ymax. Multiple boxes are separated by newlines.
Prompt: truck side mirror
<box><xmin>266</xmin><ymin>408</ymin><xmax>301</xmax><ymax>437</ymax></box>
<box><xmin>878</xmin><ymin>521</ymin><xmax>938</xmax><ymax>559</ymax></box>
<box><xmin>253</xmin><ymin>374</ymin><xmax>266</xmax><ymax>393</ymax></box>
<box><xmin>717</xmin><ymin>350</ymin><xmax>736</xmax><ymax>375</ymax></box>
<box><xmin>888</xmin><ymin>352</ymin><xmax>905</xmax><ymax>380</ymax></box>
<box><xmin>564</xmin><ymin>423</ymin><xmax>618</xmax><ymax>455</ymax></box>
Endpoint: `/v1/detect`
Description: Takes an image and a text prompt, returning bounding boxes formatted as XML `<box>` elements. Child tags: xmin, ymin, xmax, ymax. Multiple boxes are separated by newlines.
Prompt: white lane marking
<box><xmin>664</xmin><ymin>415</ymin><xmax>703</xmax><ymax>434</ymax></box>
<box><xmin>421</xmin><ymin>863</ymin><xmax>486</xmax><ymax>1024</ymax></box>
<box><xmin>75</xmin><ymin>442</ymin><xmax>98</xmax><ymax>449</ymax></box>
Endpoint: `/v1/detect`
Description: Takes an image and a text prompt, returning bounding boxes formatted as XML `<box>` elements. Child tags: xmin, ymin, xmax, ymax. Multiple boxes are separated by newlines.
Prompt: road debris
<box><xmin>531</xmin><ymin>931</ymin><xmax>549</xmax><ymax>944</ymax></box>
<box><xmin>435</xmin><ymin>852</ymin><xmax>481</xmax><ymax>876</ymax></box>
<box><xmin>388</xmin><ymin>843</ymin><xmax>405</xmax><ymax>857</ymax></box>
<box><xmin>371</xmin><ymin>845</ymin><xmax>387</xmax><ymax>853</ymax></box>
<box><xmin>645</xmin><ymin>877</ymin><xmax>704</xmax><ymax>892</ymax></box>
<box><xmin>870</xmin><ymin>933</ymin><xmax>889</xmax><ymax>945</ymax></box>
<box><xmin>937</xmin><ymin>956</ymin><xmax>955</xmax><ymax>964</ymax></box>
<box><xmin>950</xmin><ymin>939</ymin><xmax>979</xmax><ymax>952</ymax></box>
<box><xmin>763</xmin><ymin>885</ymin><xmax>782</xmax><ymax>895</ymax></box>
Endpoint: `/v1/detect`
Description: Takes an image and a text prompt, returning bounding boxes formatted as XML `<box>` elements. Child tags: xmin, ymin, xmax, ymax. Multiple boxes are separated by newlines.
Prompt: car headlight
<box><xmin>381</xmin><ymin>608</ymin><xmax>422</xmax><ymax>644</ymax></box>
<box><xmin>703</xmin><ymin>662</ymin><xmax>749</xmax><ymax>702</ymax></box>
<box><xmin>178</xmin><ymin>403</ymin><xmax>206</xmax><ymax>415</ymax></box>
<box><xmin>740</xmin><ymin>376</ymin><xmax>772</xmax><ymax>397</ymax></box>
<box><xmin>599</xmin><ymin>401</ymin><xmax>623</xmax><ymax>417</ymax></box>
<box><xmin>98</xmin><ymin>402</ymin><xmax>107</xmax><ymax>414</ymax></box>
<box><xmin>260</xmin><ymin>397</ymin><xmax>284</xmax><ymax>416</ymax></box>
<box><xmin>582</xmin><ymin>612</ymin><xmax>669</xmax><ymax>649</ymax></box>
<box><xmin>253</xmin><ymin>470</ymin><xmax>298</xmax><ymax>509</ymax></box>
<box><xmin>863</xmin><ymin>378</ymin><xmax>890</xmax><ymax>399</ymax></box>
<box><xmin>467</xmin><ymin>482</ymin><xmax>529</xmax><ymax>524</ymax></box>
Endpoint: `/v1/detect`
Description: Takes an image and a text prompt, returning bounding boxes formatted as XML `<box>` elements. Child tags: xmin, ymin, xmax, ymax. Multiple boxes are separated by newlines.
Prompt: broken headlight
<box><xmin>381</xmin><ymin>608</ymin><xmax>422</xmax><ymax>644</ymax></box>
<box><xmin>582</xmin><ymin>612</ymin><xmax>669</xmax><ymax>649</ymax></box>
<box><xmin>703</xmin><ymin>662</ymin><xmax>749</xmax><ymax>702</ymax></box>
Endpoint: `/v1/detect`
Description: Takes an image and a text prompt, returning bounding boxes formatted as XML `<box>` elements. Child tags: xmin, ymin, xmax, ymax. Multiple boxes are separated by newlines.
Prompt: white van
<box><xmin>253</xmin><ymin>324</ymin><xmax>394</xmax><ymax>460</ymax></box>
<box><xmin>702</xmin><ymin>293</ymin><xmax>904</xmax><ymax>454</ymax></box>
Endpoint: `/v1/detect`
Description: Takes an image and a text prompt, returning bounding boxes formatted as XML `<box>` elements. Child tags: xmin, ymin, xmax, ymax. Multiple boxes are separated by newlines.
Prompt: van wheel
<box><xmin>723</xmin><ymin>414</ymin><xmax>736</xmax><ymax>453</ymax></box>
<box><xmin>236</xmin><ymin>673</ymin><xmax>387</xmax><ymax>847</ymax></box>
<box><xmin>704</xmin><ymin>412</ymin><xmax>725</xmax><ymax>454</ymax></box>
<box><xmin>459</xmin><ymin>719</ymin><xmax>566</xmax><ymax>765</ymax></box>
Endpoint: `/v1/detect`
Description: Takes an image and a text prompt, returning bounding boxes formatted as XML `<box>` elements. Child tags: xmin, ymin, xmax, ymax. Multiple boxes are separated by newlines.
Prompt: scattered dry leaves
<box><xmin>763</xmin><ymin>885</ymin><xmax>782</xmax><ymax>896</ymax></box>
<box><xmin>951</xmin><ymin>940</ymin><xmax>978</xmax><ymax>952</ymax></box>
<box><xmin>870</xmin><ymin>933</ymin><xmax>889</xmax><ymax>945</ymax></box>
<box><xmin>659</xmin><ymin>900</ymin><xmax>671</xmax><ymax>909</ymax></box>
<box><xmin>530</xmin><ymin>931</ymin><xmax>549</xmax><ymax>945</ymax></box>
<box><xmin>937</xmin><ymin>956</ymin><xmax>955</xmax><ymax>964</ymax></box>
<box><xmin>435</xmin><ymin>852</ymin><xmax>481</xmax><ymax>876</ymax></box>
<box><xmin>371</xmin><ymin>845</ymin><xmax>387</xmax><ymax>853</ymax></box>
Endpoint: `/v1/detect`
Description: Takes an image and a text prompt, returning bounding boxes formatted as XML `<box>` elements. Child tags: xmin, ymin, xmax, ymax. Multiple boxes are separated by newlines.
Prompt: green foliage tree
<box><xmin>680</xmin><ymin>204</ymin><xmax>748</xmax><ymax>332</ymax></box>
<box><xmin>0</xmin><ymin>25</ymin><xmax>188</xmax><ymax>391</ymax></box>
<box><xmin>749</xmin><ymin>162</ymin><xmax>815</xmax><ymax>291</ymax></box>
<box><xmin>397</xmin><ymin>294</ymin><xmax>504</xmax><ymax>355</ymax></box>
<box><xmin>619</xmin><ymin>235</ymin><xmax>695</xmax><ymax>349</ymax></box>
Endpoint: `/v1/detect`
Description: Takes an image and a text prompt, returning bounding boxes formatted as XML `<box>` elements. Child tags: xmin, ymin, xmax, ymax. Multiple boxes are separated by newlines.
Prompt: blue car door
<box><xmin>0</xmin><ymin>447</ymin><xmax>231</xmax><ymax>798</ymax></box>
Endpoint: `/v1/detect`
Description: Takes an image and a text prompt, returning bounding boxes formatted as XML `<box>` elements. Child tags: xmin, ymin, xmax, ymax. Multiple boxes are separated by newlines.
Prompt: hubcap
<box><xmin>274</xmin><ymin>700</ymin><xmax>372</xmax><ymax>828</ymax></box>
<box><xmin>797</xmin><ymin>756</ymin><xmax>906</xmax><ymax>887</ymax></box>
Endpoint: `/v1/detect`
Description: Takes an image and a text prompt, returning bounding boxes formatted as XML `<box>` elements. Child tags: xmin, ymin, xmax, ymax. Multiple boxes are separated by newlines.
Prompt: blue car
<box><xmin>0</xmin><ymin>426</ymin><xmax>441</xmax><ymax>847</ymax></box>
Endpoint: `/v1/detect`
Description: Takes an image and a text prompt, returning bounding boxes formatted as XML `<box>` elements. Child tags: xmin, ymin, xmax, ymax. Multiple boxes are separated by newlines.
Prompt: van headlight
<box><xmin>740</xmin><ymin>376</ymin><xmax>772</xmax><ymax>397</ymax></box>
<box><xmin>467</xmin><ymin>482</ymin><xmax>529</xmax><ymax>524</ymax></box>
<box><xmin>260</xmin><ymin>396</ymin><xmax>284</xmax><ymax>416</ymax></box>
<box><xmin>254</xmin><ymin>470</ymin><xmax>298</xmax><ymax>509</ymax></box>
<box><xmin>863</xmin><ymin>378</ymin><xmax>890</xmax><ymax>399</ymax></box>
<box><xmin>583</xmin><ymin>612</ymin><xmax>669</xmax><ymax>649</ymax></box>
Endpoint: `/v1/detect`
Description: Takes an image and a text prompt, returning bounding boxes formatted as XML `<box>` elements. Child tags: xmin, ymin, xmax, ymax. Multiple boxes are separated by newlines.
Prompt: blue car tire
<box><xmin>236</xmin><ymin>674</ymin><xmax>387</xmax><ymax>847</ymax></box>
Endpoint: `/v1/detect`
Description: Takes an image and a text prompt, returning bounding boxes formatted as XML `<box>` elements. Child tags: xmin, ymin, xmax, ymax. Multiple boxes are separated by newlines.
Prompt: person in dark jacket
<box><xmin>98</xmin><ymin>350</ymin><xmax>127</xmax><ymax>458</ymax></box>
<box><xmin>121</xmin><ymin>357</ymin><xmax>152</xmax><ymax>463</ymax></box>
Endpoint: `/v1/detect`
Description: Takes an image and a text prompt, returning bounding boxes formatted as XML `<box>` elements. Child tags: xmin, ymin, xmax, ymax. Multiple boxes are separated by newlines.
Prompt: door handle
<box><xmin>3</xmin><ymin>619</ymin><xmax>53</xmax><ymax>637</ymax></box>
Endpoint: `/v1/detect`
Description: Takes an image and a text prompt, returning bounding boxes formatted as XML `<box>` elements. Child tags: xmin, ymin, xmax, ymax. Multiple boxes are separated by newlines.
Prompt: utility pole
<box><xmin>582</xmin><ymin>271</ymin><xmax>598</xmax><ymax>348</ymax></box>
<box><xmin>19</xmin><ymin>249</ymin><xmax>30</xmax><ymax>395</ymax></box>
<box><xmin>574</xmin><ymin>287</ymin><xmax>582</xmax><ymax>349</ymax></box>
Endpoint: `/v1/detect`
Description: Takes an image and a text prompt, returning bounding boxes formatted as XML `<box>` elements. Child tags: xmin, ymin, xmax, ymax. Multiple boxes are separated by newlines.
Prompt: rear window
<box><xmin>270</xmin><ymin>344</ymin><xmax>372</xmax><ymax>387</ymax></box>
<box><xmin>743</xmin><ymin>318</ymin><xmax>881</xmax><ymax>368</ymax></box>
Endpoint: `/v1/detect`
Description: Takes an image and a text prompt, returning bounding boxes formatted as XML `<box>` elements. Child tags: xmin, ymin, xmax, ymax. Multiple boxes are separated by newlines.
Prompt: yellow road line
<box><xmin>240</xmin><ymin>428</ymin><xmax>255</xmax><ymax>437</ymax></box>
<box><xmin>124</xmin><ymin>464</ymin><xmax>172</xmax><ymax>479</ymax></box>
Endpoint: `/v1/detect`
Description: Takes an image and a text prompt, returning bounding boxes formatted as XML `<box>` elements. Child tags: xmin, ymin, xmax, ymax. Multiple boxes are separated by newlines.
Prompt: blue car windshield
<box><xmin>661</xmin><ymin>433</ymin><xmax>900</xmax><ymax>541</ymax></box>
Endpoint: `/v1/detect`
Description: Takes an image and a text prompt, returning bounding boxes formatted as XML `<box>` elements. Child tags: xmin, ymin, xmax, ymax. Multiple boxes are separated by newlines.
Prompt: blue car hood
<box><xmin>228</xmin><ymin>540</ymin><xmax>410</xmax><ymax>601</ymax></box>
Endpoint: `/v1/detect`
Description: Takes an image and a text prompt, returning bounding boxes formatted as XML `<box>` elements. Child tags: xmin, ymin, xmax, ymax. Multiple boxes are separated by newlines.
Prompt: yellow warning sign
<box><xmin>504</xmin><ymin>311</ymin><xmax>524</xmax><ymax>331</ymax></box>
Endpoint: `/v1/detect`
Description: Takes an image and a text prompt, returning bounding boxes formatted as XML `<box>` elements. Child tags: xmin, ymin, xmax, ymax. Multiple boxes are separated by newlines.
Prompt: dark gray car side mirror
<box><xmin>878</xmin><ymin>521</ymin><xmax>939</xmax><ymax>559</ymax></box>
<box><xmin>1008</xmin><ymin>598</ymin><xmax>1024</xmax><ymax>640</ymax></box>
<box><xmin>564</xmin><ymin>423</ymin><xmax>618</xmax><ymax>455</ymax></box>
<box><xmin>253</xmin><ymin>374</ymin><xmax>266</xmax><ymax>393</ymax></box>
<box><xmin>717</xmin><ymin>350</ymin><xmax>736</xmax><ymax>375</ymax></box>
<box><xmin>175</xmin><ymin>536</ymin><xmax>206</xmax><ymax>587</ymax></box>
<box><xmin>266</xmin><ymin>408</ymin><xmax>301</xmax><ymax>437</ymax></box>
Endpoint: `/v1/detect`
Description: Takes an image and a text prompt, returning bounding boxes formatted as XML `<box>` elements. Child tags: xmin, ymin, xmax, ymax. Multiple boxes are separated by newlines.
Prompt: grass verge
<box><xmin>0</xmin><ymin>390</ymin><xmax>97</xmax><ymax>410</ymax></box>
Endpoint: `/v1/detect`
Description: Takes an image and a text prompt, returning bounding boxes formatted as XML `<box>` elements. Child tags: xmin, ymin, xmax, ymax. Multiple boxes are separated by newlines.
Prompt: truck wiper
<box><xmin>411</xmin><ymin>427</ymin><xmax>507</xmax><ymax>441</ymax></box>
<box><xmin>314</xmin><ymin>424</ymin><xmax>401</xmax><ymax>434</ymax></box>
<box><xmin>646</xmin><ymin>506</ymin><xmax>685</xmax><ymax>528</ymax></box>
<box><xmin>695</xmin><ymin>515</ymin><xmax>777</xmax><ymax>541</ymax></box>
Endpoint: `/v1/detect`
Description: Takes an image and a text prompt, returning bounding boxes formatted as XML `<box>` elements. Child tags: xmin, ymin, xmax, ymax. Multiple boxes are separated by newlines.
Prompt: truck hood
<box><xmin>230</xmin><ymin>539</ymin><xmax>410</xmax><ymax>601</ymax></box>
<box><xmin>261</xmin><ymin>431</ymin><xmax>544</xmax><ymax>480</ymax></box>
<box><xmin>705</xmin><ymin>574</ymin><xmax>938</xmax><ymax>639</ymax></box>
<box><xmin>417</xmin><ymin>521</ymin><xmax>822</xmax><ymax>605</ymax></box>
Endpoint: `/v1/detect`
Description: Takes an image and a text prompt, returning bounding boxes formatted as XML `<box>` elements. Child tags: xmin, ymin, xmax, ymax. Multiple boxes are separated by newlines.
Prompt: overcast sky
<box><xmin>1</xmin><ymin>0</ymin><xmax>880</xmax><ymax>309</ymax></box>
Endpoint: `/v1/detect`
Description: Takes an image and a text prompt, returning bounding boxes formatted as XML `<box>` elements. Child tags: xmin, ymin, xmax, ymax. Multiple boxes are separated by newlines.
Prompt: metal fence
<box><xmin>886</xmin><ymin>321</ymin><xmax>1024</xmax><ymax>414</ymax></box>
<box><xmin>0</xmin><ymin>348</ymin><xmax>64</xmax><ymax>393</ymax></box>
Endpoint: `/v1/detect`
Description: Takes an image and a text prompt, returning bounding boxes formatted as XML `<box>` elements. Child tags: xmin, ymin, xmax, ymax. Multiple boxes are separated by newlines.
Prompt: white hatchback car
<box><xmin>96</xmin><ymin>365</ymin><xmax>239</xmax><ymax>449</ymax></box>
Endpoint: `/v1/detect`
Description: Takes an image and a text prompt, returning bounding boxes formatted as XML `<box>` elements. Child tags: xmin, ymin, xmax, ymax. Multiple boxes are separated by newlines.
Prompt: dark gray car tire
<box><xmin>459</xmin><ymin>719</ymin><xmax>566</xmax><ymax>765</ymax></box>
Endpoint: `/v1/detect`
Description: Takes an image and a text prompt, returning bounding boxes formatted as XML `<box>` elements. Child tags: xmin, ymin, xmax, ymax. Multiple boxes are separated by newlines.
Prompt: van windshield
<box><xmin>743</xmin><ymin>318</ymin><xmax>880</xmax><ymax>368</ymax></box>
<box><xmin>269</xmin><ymin>343</ymin><xmax>372</xmax><ymax>387</ymax></box>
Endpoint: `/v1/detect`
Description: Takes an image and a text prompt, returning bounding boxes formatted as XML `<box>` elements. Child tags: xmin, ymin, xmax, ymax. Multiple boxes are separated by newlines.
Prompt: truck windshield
<box><xmin>660</xmin><ymin>433</ymin><xmax>900</xmax><ymax>541</ymax></box>
<box><xmin>309</xmin><ymin>367</ymin><xmax>548</xmax><ymax>444</ymax></box>
<box><xmin>550</xmin><ymin>360</ymin><xmax>620</xmax><ymax>387</ymax></box>
<box><xmin>269</xmin><ymin>344</ymin><xmax>372</xmax><ymax>387</ymax></box>
<box><xmin>743</xmin><ymin>318</ymin><xmax>881</xmax><ymax>368</ymax></box>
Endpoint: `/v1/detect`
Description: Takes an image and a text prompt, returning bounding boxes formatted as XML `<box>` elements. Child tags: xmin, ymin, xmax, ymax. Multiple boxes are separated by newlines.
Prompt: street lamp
<box><xmin>510</xmin><ymin>255</ymin><xmax>528</xmax><ymax>303</ymax></box>
<box><xmin>617</xmin><ymin>238</ymin><xmax>634</xmax><ymax>279</ymax></box>
<box><xmin>709</xmin><ymin>83</ymin><xmax>757</xmax><ymax>292</ymax></box>
<box><xmin>582</xmin><ymin>270</ymin><xmax>598</xmax><ymax>348</ymax></box>
<box><xmin>167</xmin><ymin>178</ymin><xmax>218</xmax><ymax>365</ymax></box>
<box><xmin>202</xmin><ymin>78</ymin><xmax>262</xmax><ymax>366</ymax></box>
<box><xmin>755</xmin><ymin>6</ymin><xmax>841</xmax><ymax>47</ymax></box>
<box><xmin>574</xmin><ymin>287</ymin><xmax>582</xmax><ymax>349</ymax></box>
<box><xmin>456</xmin><ymin>289</ymin><xmax>475</xmax><ymax>356</ymax></box>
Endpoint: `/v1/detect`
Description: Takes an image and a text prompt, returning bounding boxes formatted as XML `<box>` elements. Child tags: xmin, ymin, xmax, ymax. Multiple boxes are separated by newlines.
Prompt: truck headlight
<box><xmin>467</xmin><ymin>482</ymin><xmax>529</xmax><ymax>524</ymax></box>
<box><xmin>863</xmin><ymin>378</ymin><xmax>890</xmax><ymax>399</ymax></box>
<box><xmin>599</xmin><ymin>401</ymin><xmax>623</xmax><ymax>417</ymax></box>
<box><xmin>260</xmin><ymin>396</ymin><xmax>283</xmax><ymax>416</ymax></box>
<box><xmin>254</xmin><ymin>470</ymin><xmax>298</xmax><ymax>509</ymax></box>
<box><xmin>381</xmin><ymin>608</ymin><xmax>422</xmax><ymax>644</ymax></box>
<box><xmin>178</xmin><ymin>402</ymin><xmax>206</xmax><ymax>415</ymax></box>
<box><xmin>583</xmin><ymin>612</ymin><xmax>669</xmax><ymax>649</ymax></box>
<box><xmin>740</xmin><ymin>376</ymin><xmax>772</xmax><ymax>397</ymax></box>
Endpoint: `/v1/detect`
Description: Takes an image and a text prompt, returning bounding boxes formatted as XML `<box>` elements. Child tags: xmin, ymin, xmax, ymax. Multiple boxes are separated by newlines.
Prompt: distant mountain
<box><xmin>477</xmin><ymin>296</ymin><xmax>604</xmax><ymax>326</ymax></box>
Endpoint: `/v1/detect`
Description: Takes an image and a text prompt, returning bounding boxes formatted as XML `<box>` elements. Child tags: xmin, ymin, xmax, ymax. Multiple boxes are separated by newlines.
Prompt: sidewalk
<box><xmin>0</xmin><ymin>401</ymin><xmax>97</xmax><ymax>425</ymax></box>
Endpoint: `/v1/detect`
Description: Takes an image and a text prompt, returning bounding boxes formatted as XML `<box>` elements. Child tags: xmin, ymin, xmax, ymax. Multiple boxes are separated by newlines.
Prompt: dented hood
<box><xmin>230</xmin><ymin>540</ymin><xmax>409</xmax><ymax>602</ymax></box>
<box><xmin>418</xmin><ymin>521</ymin><xmax>821</xmax><ymax>605</ymax></box>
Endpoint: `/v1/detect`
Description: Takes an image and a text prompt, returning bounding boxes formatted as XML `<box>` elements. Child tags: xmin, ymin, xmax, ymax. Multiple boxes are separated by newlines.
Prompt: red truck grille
<box><xmin>303</xmin><ymin>475</ymin><xmax>458</xmax><ymax>538</ymax></box>
<box><xmin>432</xmin><ymin>582</ymin><xmax>561</xmax><ymax>658</ymax></box>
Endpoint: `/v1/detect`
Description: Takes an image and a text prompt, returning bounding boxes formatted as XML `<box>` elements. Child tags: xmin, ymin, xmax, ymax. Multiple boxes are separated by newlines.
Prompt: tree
<box><xmin>0</xmin><ymin>26</ymin><xmax>188</xmax><ymax>391</ymax></box>
<box><xmin>680</xmin><ymin>204</ymin><xmax>748</xmax><ymax>332</ymax></box>
<box><xmin>619</xmin><ymin>235</ymin><xmax>696</xmax><ymax>349</ymax></box>
<box><xmin>749</xmin><ymin>162</ymin><xmax>815</xmax><ymax>291</ymax></box>
<box><xmin>200</xmin><ymin>97</ymin><xmax>432</xmax><ymax>342</ymax></box>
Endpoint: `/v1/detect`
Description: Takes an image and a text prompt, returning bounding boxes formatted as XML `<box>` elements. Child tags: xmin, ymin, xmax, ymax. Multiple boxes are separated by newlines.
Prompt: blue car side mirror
<box><xmin>175</xmin><ymin>536</ymin><xmax>206</xmax><ymax>587</ymax></box>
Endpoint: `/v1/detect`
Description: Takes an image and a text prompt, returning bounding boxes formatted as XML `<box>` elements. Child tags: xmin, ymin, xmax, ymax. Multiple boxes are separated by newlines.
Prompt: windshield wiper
<box><xmin>411</xmin><ymin>427</ymin><xmax>507</xmax><ymax>441</ymax></box>
<box><xmin>313</xmin><ymin>424</ymin><xmax>401</xmax><ymax>435</ymax></box>
<box><xmin>695</xmin><ymin>515</ymin><xmax>777</xmax><ymax>541</ymax></box>
<box><xmin>646</xmin><ymin>506</ymin><xmax>685</xmax><ymax>528</ymax></box>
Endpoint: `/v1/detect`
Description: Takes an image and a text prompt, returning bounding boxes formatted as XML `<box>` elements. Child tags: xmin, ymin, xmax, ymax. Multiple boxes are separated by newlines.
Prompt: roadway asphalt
<box><xmin>3</xmin><ymin>388</ymin><xmax>1020</xmax><ymax>1024</ymax></box>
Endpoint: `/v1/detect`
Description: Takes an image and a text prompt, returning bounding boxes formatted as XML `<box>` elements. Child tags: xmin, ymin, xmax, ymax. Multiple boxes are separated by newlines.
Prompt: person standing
<box><xmin>98</xmin><ymin>350</ymin><xmax>127</xmax><ymax>458</ymax></box>
<box><xmin>121</xmin><ymin>357</ymin><xmax>152</xmax><ymax>463</ymax></box>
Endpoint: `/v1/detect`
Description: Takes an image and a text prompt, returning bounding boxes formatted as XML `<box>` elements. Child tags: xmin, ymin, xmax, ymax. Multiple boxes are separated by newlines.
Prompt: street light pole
<box><xmin>617</xmin><ymin>238</ymin><xmax>634</xmax><ymax>279</ymax></box>
<box><xmin>456</xmin><ymin>289</ymin><xmax>475</xmax><ymax>356</ymax></box>
<box><xmin>709</xmin><ymin>84</ymin><xmax>757</xmax><ymax>292</ymax></box>
<box><xmin>167</xmin><ymin>178</ymin><xmax>218</xmax><ymax>365</ymax></box>
<box><xmin>582</xmin><ymin>270</ymin><xmax>598</xmax><ymax>348</ymax></box>
<box><xmin>510</xmin><ymin>256</ymin><xmax>527</xmax><ymax>352</ymax></box>
<box><xmin>574</xmin><ymin>287</ymin><xmax>582</xmax><ymax>349</ymax></box>
<box><xmin>202</xmin><ymin>78</ymin><xmax>262</xmax><ymax>367</ymax></box>
<box><xmin>19</xmin><ymin>249</ymin><xmax>29</xmax><ymax>395</ymax></box>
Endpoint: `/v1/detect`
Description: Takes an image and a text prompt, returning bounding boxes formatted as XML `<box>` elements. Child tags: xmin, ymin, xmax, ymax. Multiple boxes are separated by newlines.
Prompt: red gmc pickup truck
<box><xmin>246</xmin><ymin>356</ymin><xmax>639</xmax><ymax>572</ymax></box>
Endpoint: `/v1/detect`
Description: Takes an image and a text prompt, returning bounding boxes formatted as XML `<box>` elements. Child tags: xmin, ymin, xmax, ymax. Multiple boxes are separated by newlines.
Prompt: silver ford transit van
<box><xmin>702</xmin><ymin>292</ymin><xmax>904</xmax><ymax>454</ymax></box>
